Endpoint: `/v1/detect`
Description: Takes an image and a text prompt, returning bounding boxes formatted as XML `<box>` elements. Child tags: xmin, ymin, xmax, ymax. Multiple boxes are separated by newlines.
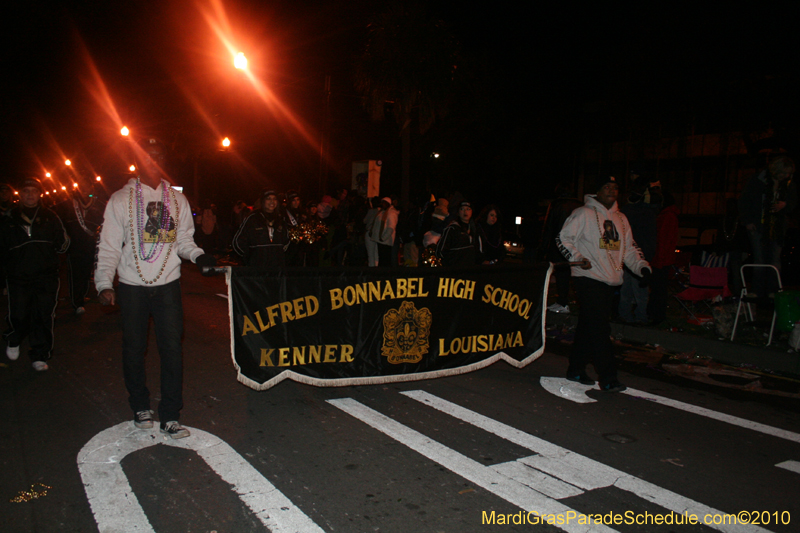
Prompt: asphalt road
<box><xmin>2</xmin><ymin>266</ymin><xmax>799</xmax><ymax>532</ymax></box>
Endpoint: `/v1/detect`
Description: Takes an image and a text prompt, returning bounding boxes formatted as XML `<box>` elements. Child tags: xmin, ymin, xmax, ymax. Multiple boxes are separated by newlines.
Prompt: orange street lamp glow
<box><xmin>73</xmin><ymin>183</ymin><xmax>78</xmax><ymax>188</ymax></box>
<box><xmin>45</xmin><ymin>172</ymin><xmax>51</xmax><ymax>178</ymax></box>
<box><xmin>129</xmin><ymin>165</ymin><xmax>136</xmax><ymax>172</ymax></box>
<box><xmin>61</xmin><ymin>186</ymin><xmax>67</xmax><ymax>191</ymax></box>
<box><xmin>121</xmin><ymin>126</ymin><xmax>130</xmax><ymax>136</ymax></box>
<box><xmin>52</xmin><ymin>190</ymin><xmax>56</xmax><ymax>193</ymax></box>
<box><xmin>234</xmin><ymin>52</ymin><xmax>248</xmax><ymax>70</ymax></box>
<box><xmin>96</xmin><ymin>176</ymin><xmax>102</xmax><ymax>182</ymax></box>
<box><xmin>65</xmin><ymin>159</ymin><xmax>72</xmax><ymax>166</ymax></box>
<box><xmin>222</xmin><ymin>137</ymin><xmax>231</xmax><ymax>147</ymax></box>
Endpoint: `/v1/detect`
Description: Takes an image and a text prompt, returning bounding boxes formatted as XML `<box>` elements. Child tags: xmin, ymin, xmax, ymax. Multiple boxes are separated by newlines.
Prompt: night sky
<box><xmin>3</xmin><ymin>1</ymin><xmax>798</xmax><ymax>213</ymax></box>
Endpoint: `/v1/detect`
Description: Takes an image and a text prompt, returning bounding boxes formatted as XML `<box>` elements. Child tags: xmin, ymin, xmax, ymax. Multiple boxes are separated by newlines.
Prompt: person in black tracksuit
<box><xmin>232</xmin><ymin>189</ymin><xmax>290</xmax><ymax>269</ymax></box>
<box><xmin>56</xmin><ymin>188</ymin><xmax>105</xmax><ymax>314</ymax></box>
<box><xmin>1</xmin><ymin>178</ymin><xmax>69</xmax><ymax>370</ymax></box>
<box><xmin>436</xmin><ymin>200</ymin><xmax>482</xmax><ymax>267</ymax></box>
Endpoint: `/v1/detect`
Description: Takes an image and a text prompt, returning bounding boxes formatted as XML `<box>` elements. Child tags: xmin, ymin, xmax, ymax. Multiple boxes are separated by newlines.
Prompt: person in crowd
<box><xmin>1</xmin><ymin>178</ymin><xmax>69</xmax><ymax>370</ymax></box>
<box><xmin>647</xmin><ymin>191</ymin><xmax>680</xmax><ymax>324</ymax></box>
<box><xmin>367</xmin><ymin>197</ymin><xmax>399</xmax><ymax>267</ymax></box>
<box><xmin>194</xmin><ymin>204</ymin><xmax>227</xmax><ymax>254</ymax></box>
<box><xmin>738</xmin><ymin>155</ymin><xmax>797</xmax><ymax>297</ymax></box>
<box><xmin>436</xmin><ymin>200</ymin><xmax>482</xmax><ymax>267</ymax></box>
<box><xmin>56</xmin><ymin>184</ymin><xmax>105</xmax><ymax>315</ymax></box>
<box><xmin>557</xmin><ymin>176</ymin><xmax>651</xmax><ymax>392</ymax></box>
<box><xmin>539</xmin><ymin>184</ymin><xmax>582</xmax><ymax>313</ymax></box>
<box><xmin>617</xmin><ymin>173</ymin><xmax>660</xmax><ymax>324</ymax></box>
<box><xmin>231</xmin><ymin>200</ymin><xmax>251</xmax><ymax>231</ymax></box>
<box><xmin>477</xmin><ymin>204</ymin><xmax>505</xmax><ymax>265</ymax></box>
<box><xmin>284</xmin><ymin>190</ymin><xmax>306</xmax><ymax>267</ymax></box>
<box><xmin>233</xmin><ymin>189</ymin><xmax>290</xmax><ymax>269</ymax></box>
<box><xmin>364</xmin><ymin>197</ymin><xmax>381</xmax><ymax>267</ymax></box>
<box><xmin>0</xmin><ymin>183</ymin><xmax>15</xmax><ymax>215</ymax></box>
<box><xmin>95</xmin><ymin>137</ymin><xmax>216</xmax><ymax>438</ymax></box>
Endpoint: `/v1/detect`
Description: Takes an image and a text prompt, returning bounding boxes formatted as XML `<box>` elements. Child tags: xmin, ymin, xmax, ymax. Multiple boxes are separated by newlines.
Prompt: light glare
<box><xmin>121</xmin><ymin>126</ymin><xmax>130</xmax><ymax>136</ymax></box>
<box><xmin>234</xmin><ymin>52</ymin><xmax>247</xmax><ymax>70</ymax></box>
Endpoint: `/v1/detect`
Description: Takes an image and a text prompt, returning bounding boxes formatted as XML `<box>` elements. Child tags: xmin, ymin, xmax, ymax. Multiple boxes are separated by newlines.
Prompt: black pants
<box><xmin>647</xmin><ymin>266</ymin><xmax>669</xmax><ymax>324</ymax></box>
<box><xmin>377</xmin><ymin>243</ymin><xmax>394</xmax><ymax>267</ymax></box>
<box><xmin>4</xmin><ymin>277</ymin><xmax>59</xmax><ymax>362</ymax></box>
<box><xmin>118</xmin><ymin>281</ymin><xmax>184</xmax><ymax>422</ymax></box>
<box><xmin>67</xmin><ymin>252</ymin><xmax>94</xmax><ymax>309</ymax></box>
<box><xmin>553</xmin><ymin>263</ymin><xmax>572</xmax><ymax>306</ymax></box>
<box><xmin>569</xmin><ymin>277</ymin><xmax>618</xmax><ymax>385</ymax></box>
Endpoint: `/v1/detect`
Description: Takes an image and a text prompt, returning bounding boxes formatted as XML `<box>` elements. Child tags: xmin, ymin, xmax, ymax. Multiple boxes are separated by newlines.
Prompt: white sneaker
<box><xmin>75</xmin><ymin>306</ymin><xmax>86</xmax><ymax>315</ymax></box>
<box><xmin>32</xmin><ymin>361</ymin><xmax>49</xmax><ymax>372</ymax></box>
<box><xmin>6</xmin><ymin>345</ymin><xmax>20</xmax><ymax>361</ymax></box>
<box><xmin>547</xmin><ymin>303</ymin><xmax>570</xmax><ymax>314</ymax></box>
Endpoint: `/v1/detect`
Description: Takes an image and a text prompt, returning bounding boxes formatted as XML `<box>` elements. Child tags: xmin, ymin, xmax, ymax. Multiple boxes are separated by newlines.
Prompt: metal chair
<box><xmin>730</xmin><ymin>264</ymin><xmax>782</xmax><ymax>345</ymax></box>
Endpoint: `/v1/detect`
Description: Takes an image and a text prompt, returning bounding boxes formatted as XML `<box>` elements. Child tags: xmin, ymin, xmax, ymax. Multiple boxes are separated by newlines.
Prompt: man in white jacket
<box><xmin>95</xmin><ymin>137</ymin><xmax>216</xmax><ymax>438</ymax></box>
<box><xmin>367</xmin><ymin>197</ymin><xmax>398</xmax><ymax>267</ymax></box>
<box><xmin>556</xmin><ymin>176</ymin><xmax>651</xmax><ymax>392</ymax></box>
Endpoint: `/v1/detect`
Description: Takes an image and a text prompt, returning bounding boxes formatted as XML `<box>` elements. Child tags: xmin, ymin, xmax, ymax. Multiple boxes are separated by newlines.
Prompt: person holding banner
<box><xmin>233</xmin><ymin>189</ymin><xmax>290</xmax><ymax>269</ymax></box>
<box><xmin>95</xmin><ymin>137</ymin><xmax>216</xmax><ymax>439</ymax></box>
<box><xmin>436</xmin><ymin>200</ymin><xmax>483</xmax><ymax>267</ymax></box>
<box><xmin>556</xmin><ymin>176</ymin><xmax>651</xmax><ymax>392</ymax></box>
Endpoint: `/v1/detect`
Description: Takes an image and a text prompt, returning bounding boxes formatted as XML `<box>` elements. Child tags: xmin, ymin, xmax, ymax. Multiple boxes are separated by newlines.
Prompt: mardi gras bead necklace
<box><xmin>128</xmin><ymin>180</ymin><xmax>179</xmax><ymax>284</ymax></box>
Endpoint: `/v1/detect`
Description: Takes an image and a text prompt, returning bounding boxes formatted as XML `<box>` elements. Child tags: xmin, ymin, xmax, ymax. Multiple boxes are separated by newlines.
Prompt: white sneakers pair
<box><xmin>6</xmin><ymin>345</ymin><xmax>48</xmax><ymax>371</ymax></box>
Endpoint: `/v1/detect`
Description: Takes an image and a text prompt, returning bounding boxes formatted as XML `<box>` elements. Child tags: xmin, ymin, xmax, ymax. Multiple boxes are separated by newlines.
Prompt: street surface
<box><xmin>2</xmin><ymin>266</ymin><xmax>799</xmax><ymax>532</ymax></box>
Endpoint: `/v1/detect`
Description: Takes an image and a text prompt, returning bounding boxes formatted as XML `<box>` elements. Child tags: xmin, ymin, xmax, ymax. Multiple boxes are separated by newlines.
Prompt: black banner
<box><xmin>226</xmin><ymin>264</ymin><xmax>551</xmax><ymax>390</ymax></box>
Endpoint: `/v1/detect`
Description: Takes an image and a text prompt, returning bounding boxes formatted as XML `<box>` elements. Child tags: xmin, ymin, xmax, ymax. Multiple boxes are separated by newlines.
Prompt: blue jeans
<box><xmin>618</xmin><ymin>270</ymin><xmax>649</xmax><ymax>323</ymax></box>
<box><xmin>118</xmin><ymin>281</ymin><xmax>184</xmax><ymax>422</ymax></box>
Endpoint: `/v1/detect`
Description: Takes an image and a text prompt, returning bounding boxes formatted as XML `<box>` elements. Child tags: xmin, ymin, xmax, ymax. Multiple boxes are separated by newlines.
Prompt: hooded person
<box><xmin>556</xmin><ymin>176</ymin><xmax>651</xmax><ymax>392</ymax></box>
<box><xmin>233</xmin><ymin>189</ymin><xmax>290</xmax><ymax>269</ymax></box>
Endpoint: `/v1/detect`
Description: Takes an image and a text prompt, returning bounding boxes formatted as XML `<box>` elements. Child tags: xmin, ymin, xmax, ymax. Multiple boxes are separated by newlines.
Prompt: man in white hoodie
<box><xmin>95</xmin><ymin>137</ymin><xmax>216</xmax><ymax>438</ymax></box>
<box><xmin>556</xmin><ymin>176</ymin><xmax>651</xmax><ymax>392</ymax></box>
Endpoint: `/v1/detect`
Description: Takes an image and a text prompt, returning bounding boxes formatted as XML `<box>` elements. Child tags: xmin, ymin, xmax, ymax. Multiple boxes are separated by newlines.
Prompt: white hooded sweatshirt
<box><xmin>556</xmin><ymin>194</ymin><xmax>650</xmax><ymax>286</ymax></box>
<box><xmin>95</xmin><ymin>178</ymin><xmax>204</xmax><ymax>292</ymax></box>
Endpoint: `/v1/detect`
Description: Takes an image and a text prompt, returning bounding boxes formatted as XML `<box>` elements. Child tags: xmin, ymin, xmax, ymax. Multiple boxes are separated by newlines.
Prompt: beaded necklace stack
<box><xmin>128</xmin><ymin>179</ymin><xmax>179</xmax><ymax>284</ymax></box>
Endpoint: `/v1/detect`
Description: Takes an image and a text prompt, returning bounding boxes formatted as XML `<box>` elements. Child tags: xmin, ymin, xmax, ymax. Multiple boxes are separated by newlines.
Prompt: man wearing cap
<box><xmin>436</xmin><ymin>200</ymin><xmax>482</xmax><ymax>267</ymax></box>
<box><xmin>0</xmin><ymin>178</ymin><xmax>70</xmax><ymax>370</ymax></box>
<box><xmin>556</xmin><ymin>176</ymin><xmax>651</xmax><ymax>392</ymax></box>
<box><xmin>233</xmin><ymin>189</ymin><xmax>290</xmax><ymax>269</ymax></box>
<box><xmin>367</xmin><ymin>197</ymin><xmax>399</xmax><ymax>267</ymax></box>
<box><xmin>95</xmin><ymin>137</ymin><xmax>216</xmax><ymax>438</ymax></box>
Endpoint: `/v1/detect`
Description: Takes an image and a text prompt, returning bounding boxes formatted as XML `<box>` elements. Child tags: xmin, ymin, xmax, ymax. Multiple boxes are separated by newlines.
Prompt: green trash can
<box><xmin>774</xmin><ymin>290</ymin><xmax>800</xmax><ymax>332</ymax></box>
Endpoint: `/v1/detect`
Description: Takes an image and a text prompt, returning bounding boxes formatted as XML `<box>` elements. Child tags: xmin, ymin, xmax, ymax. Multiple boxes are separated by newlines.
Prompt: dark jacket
<box><xmin>55</xmin><ymin>197</ymin><xmax>105</xmax><ymax>255</ymax></box>
<box><xmin>0</xmin><ymin>204</ymin><xmax>69</xmax><ymax>282</ymax></box>
<box><xmin>436</xmin><ymin>219</ymin><xmax>481</xmax><ymax>267</ymax></box>
<box><xmin>232</xmin><ymin>210</ymin><xmax>289</xmax><ymax>268</ymax></box>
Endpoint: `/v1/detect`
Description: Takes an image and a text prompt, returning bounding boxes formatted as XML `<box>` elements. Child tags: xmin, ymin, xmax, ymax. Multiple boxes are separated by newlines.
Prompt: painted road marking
<box><xmin>541</xmin><ymin>377</ymin><xmax>800</xmax><ymax>444</ymax></box>
<box><xmin>400</xmin><ymin>390</ymin><xmax>770</xmax><ymax>533</ymax></box>
<box><xmin>78</xmin><ymin>422</ymin><xmax>323</xmax><ymax>533</ymax></box>
<box><xmin>775</xmin><ymin>460</ymin><xmax>800</xmax><ymax>474</ymax></box>
<box><xmin>327</xmin><ymin>397</ymin><xmax>615</xmax><ymax>533</ymax></box>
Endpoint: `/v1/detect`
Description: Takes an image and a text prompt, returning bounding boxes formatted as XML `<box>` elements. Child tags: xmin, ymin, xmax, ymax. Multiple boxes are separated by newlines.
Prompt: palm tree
<box><xmin>355</xmin><ymin>1</ymin><xmax>459</xmax><ymax>206</ymax></box>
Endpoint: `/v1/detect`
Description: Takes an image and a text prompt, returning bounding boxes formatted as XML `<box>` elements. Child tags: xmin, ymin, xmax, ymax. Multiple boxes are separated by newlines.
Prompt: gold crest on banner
<box><xmin>382</xmin><ymin>301</ymin><xmax>432</xmax><ymax>364</ymax></box>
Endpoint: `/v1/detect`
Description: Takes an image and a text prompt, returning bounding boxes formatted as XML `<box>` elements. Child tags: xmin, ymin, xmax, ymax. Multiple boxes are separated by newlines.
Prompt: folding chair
<box><xmin>674</xmin><ymin>265</ymin><xmax>732</xmax><ymax>323</ymax></box>
<box><xmin>731</xmin><ymin>264</ymin><xmax>782</xmax><ymax>345</ymax></box>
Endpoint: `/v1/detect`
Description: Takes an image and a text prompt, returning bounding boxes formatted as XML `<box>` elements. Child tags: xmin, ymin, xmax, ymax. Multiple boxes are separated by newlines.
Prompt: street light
<box><xmin>65</xmin><ymin>159</ymin><xmax>72</xmax><ymax>166</ymax></box>
<box><xmin>96</xmin><ymin>176</ymin><xmax>102</xmax><ymax>182</ymax></box>
<box><xmin>129</xmin><ymin>165</ymin><xmax>136</xmax><ymax>172</ymax></box>
<box><xmin>222</xmin><ymin>137</ymin><xmax>231</xmax><ymax>148</ymax></box>
<box><xmin>73</xmin><ymin>183</ymin><xmax>78</xmax><ymax>189</ymax></box>
<box><xmin>121</xmin><ymin>126</ymin><xmax>130</xmax><ymax>136</ymax></box>
<box><xmin>45</xmin><ymin>172</ymin><xmax>51</xmax><ymax>178</ymax></box>
<box><xmin>234</xmin><ymin>52</ymin><xmax>248</xmax><ymax>70</ymax></box>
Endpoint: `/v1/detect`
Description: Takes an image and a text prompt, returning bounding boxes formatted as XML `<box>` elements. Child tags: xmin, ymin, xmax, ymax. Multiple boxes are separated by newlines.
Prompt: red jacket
<box><xmin>650</xmin><ymin>205</ymin><xmax>679</xmax><ymax>269</ymax></box>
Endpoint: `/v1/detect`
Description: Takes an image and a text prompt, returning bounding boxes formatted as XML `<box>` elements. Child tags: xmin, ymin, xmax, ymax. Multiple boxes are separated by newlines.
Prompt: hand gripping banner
<box><xmin>225</xmin><ymin>264</ymin><xmax>551</xmax><ymax>390</ymax></box>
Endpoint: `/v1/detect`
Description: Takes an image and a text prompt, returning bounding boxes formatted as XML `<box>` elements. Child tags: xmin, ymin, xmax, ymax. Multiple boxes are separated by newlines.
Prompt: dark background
<box><xmin>2</xmin><ymin>1</ymin><xmax>798</xmax><ymax>216</ymax></box>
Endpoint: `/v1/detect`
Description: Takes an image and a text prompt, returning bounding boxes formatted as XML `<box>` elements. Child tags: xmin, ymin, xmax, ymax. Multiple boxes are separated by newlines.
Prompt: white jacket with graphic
<box><xmin>556</xmin><ymin>194</ymin><xmax>650</xmax><ymax>286</ymax></box>
<box><xmin>95</xmin><ymin>178</ymin><xmax>204</xmax><ymax>292</ymax></box>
